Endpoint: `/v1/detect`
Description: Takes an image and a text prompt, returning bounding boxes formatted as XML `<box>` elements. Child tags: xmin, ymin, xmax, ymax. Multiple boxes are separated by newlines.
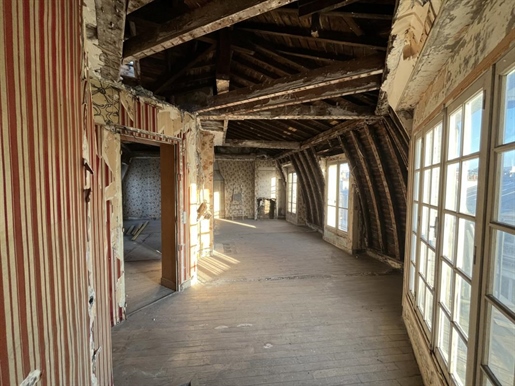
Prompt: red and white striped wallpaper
<box><xmin>0</xmin><ymin>0</ymin><xmax>112</xmax><ymax>384</ymax></box>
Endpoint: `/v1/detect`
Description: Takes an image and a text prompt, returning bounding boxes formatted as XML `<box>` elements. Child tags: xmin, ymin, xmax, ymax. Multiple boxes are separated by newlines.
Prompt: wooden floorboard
<box><xmin>112</xmin><ymin>219</ymin><xmax>422</xmax><ymax>386</ymax></box>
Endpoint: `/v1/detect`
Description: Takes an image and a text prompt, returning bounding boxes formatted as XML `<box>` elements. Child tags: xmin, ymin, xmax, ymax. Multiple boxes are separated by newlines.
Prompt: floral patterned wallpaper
<box><xmin>122</xmin><ymin>157</ymin><xmax>161</xmax><ymax>219</ymax></box>
<box><xmin>218</xmin><ymin>160</ymin><xmax>255</xmax><ymax>219</ymax></box>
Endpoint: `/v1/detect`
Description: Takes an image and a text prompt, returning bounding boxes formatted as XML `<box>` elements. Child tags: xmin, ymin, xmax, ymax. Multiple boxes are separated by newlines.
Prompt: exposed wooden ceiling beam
<box><xmin>298</xmin><ymin>0</ymin><xmax>361</xmax><ymax>18</ymax></box>
<box><xmin>153</xmin><ymin>44</ymin><xmax>216</xmax><ymax>94</ymax></box>
<box><xmin>272</xmin><ymin>8</ymin><xmax>393</xmax><ymax>20</ymax></box>
<box><xmin>199</xmin><ymin>103</ymin><xmax>377</xmax><ymax>120</ymax></box>
<box><xmin>123</xmin><ymin>0</ymin><xmax>297</xmax><ymax>62</ymax></box>
<box><xmin>127</xmin><ymin>0</ymin><xmax>155</xmax><ymax>14</ymax></box>
<box><xmin>224</xmin><ymin>139</ymin><xmax>300</xmax><ymax>149</ymax></box>
<box><xmin>196</xmin><ymin>55</ymin><xmax>384</xmax><ymax>113</ymax></box>
<box><xmin>216</xmin><ymin>28</ymin><xmax>232</xmax><ymax>94</ymax></box>
<box><xmin>276</xmin><ymin>120</ymin><xmax>365</xmax><ymax>159</ymax></box>
<box><xmin>204</xmin><ymin>76</ymin><xmax>382</xmax><ymax>115</ymax></box>
<box><xmin>237</xmin><ymin>24</ymin><xmax>386</xmax><ymax>50</ymax></box>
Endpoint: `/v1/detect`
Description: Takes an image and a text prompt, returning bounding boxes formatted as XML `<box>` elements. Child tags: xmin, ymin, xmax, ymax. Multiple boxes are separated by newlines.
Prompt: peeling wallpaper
<box><xmin>123</xmin><ymin>157</ymin><xmax>161</xmax><ymax>219</ymax></box>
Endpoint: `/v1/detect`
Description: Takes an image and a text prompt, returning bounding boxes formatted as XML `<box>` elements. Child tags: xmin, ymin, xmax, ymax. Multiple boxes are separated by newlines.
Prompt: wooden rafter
<box><xmin>272</xmin><ymin>7</ymin><xmax>393</xmax><ymax>20</ymax></box>
<box><xmin>207</xmin><ymin>76</ymin><xmax>381</xmax><ymax>115</ymax></box>
<box><xmin>123</xmin><ymin>0</ymin><xmax>297</xmax><ymax>62</ymax></box>
<box><xmin>216</xmin><ymin>28</ymin><xmax>233</xmax><ymax>94</ymax></box>
<box><xmin>196</xmin><ymin>56</ymin><xmax>385</xmax><ymax>112</ymax></box>
<box><xmin>153</xmin><ymin>44</ymin><xmax>216</xmax><ymax>94</ymax></box>
<box><xmin>199</xmin><ymin>103</ymin><xmax>377</xmax><ymax>120</ymax></box>
<box><xmin>224</xmin><ymin>139</ymin><xmax>300</xmax><ymax>149</ymax></box>
<box><xmin>298</xmin><ymin>0</ymin><xmax>361</xmax><ymax>18</ymax></box>
<box><xmin>237</xmin><ymin>24</ymin><xmax>387</xmax><ymax>50</ymax></box>
<box><xmin>348</xmin><ymin>129</ymin><xmax>383</xmax><ymax>251</ymax></box>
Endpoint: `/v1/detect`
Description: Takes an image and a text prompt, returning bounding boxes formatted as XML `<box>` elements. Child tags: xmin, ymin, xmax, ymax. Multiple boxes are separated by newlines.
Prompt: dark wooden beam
<box><xmin>199</xmin><ymin>103</ymin><xmax>377</xmax><ymax>120</ymax></box>
<box><xmin>365</xmin><ymin>124</ymin><xmax>399</xmax><ymax>258</ymax></box>
<box><xmin>272</xmin><ymin>7</ymin><xmax>393</xmax><ymax>20</ymax></box>
<box><xmin>153</xmin><ymin>44</ymin><xmax>216</xmax><ymax>94</ymax></box>
<box><xmin>298</xmin><ymin>0</ymin><xmax>361</xmax><ymax>18</ymax></box>
<box><xmin>196</xmin><ymin>55</ymin><xmax>384</xmax><ymax>113</ymax></box>
<box><xmin>224</xmin><ymin>139</ymin><xmax>300</xmax><ymax>149</ymax></box>
<box><xmin>216</xmin><ymin>29</ymin><xmax>232</xmax><ymax>94</ymax></box>
<box><xmin>206</xmin><ymin>76</ymin><xmax>382</xmax><ymax>115</ymax></box>
<box><xmin>238</xmin><ymin>24</ymin><xmax>386</xmax><ymax>51</ymax></box>
<box><xmin>348</xmin><ymin>129</ymin><xmax>383</xmax><ymax>251</ymax></box>
<box><xmin>123</xmin><ymin>0</ymin><xmax>297</xmax><ymax>62</ymax></box>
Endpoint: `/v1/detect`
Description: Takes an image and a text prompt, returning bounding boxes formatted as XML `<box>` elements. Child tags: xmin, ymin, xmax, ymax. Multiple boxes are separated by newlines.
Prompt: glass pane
<box><xmin>501</xmin><ymin>68</ymin><xmax>515</xmax><ymax>144</ymax></box>
<box><xmin>431</xmin><ymin>167</ymin><xmax>440</xmax><ymax>206</ymax></box>
<box><xmin>497</xmin><ymin>150</ymin><xmax>515</xmax><ymax>227</ymax></box>
<box><xmin>451</xmin><ymin>330</ymin><xmax>468</xmax><ymax>386</ymax></box>
<box><xmin>438</xmin><ymin>310</ymin><xmax>451</xmax><ymax>364</ymax></box>
<box><xmin>427</xmin><ymin>248</ymin><xmax>435</xmax><ymax>287</ymax></box>
<box><xmin>327</xmin><ymin>205</ymin><xmax>336</xmax><ymax>227</ymax></box>
<box><xmin>328</xmin><ymin>165</ymin><xmax>337</xmax><ymax>205</ymax></box>
<box><xmin>419</xmin><ymin>243</ymin><xmax>427</xmax><ymax>278</ymax></box>
<box><xmin>484</xmin><ymin>378</ymin><xmax>494</xmax><ymax>386</ymax></box>
<box><xmin>425</xmin><ymin>289</ymin><xmax>433</xmax><ymax>329</ymax></box>
<box><xmin>423</xmin><ymin>169</ymin><xmax>431</xmax><ymax>204</ymax></box>
<box><xmin>412</xmin><ymin>202</ymin><xmax>418</xmax><ymax>232</ymax></box>
<box><xmin>460</xmin><ymin>158</ymin><xmax>479</xmax><ymax>216</ymax></box>
<box><xmin>455</xmin><ymin>275</ymin><xmax>471</xmax><ymax>338</ymax></box>
<box><xmin>486</xmin><ymin>305</ymin><xmax>515</xmax><ymax>386</ymax></box>
<box><xmin>457</xmin><ymin>219</ymin><xmax>475</xmax><ymax>278</ymax></box>
<box><xmin>422</xmin><ymin>206</ymin><xmax>429</xmax><ymax>240</ymax></box>
<box><xmin>338</xmin><ymin>208</ymin><xmax>348</xmax><ymax>232</ymax></box>
<box><xmin>425</xmin><ymin>129</ymin><xmax>433</xmax><ymax>167</ymax></box>
<box><xmin>415</xmin><ymin>137</ymin><xmax>422</xmax><ymax>169</ymax></box>
<box><xmin>429</xmin><ymin>208</ymin><xmax>438</xmax><ymax>248</ymax></box>
<box><xmin>463</xmin><ymin>92</ymin><xmax>483</xmax><ymax>156</ymax></box>
<box><xmin>411</xmin><ymin>233</ymin><xmax>417</xmax><ymax>262</ymax></box>
<box><xmin>446</xmin><ymin>162</ymin><xmax>460</xmax><ymax>211</ymax></box>
<box><xmin>433</xmin><ymin>123</ymin><xmax>443</xmax><ymax>164</ymax></box>
<box><xmin>492</xmin><ymin>229</ymin><xmax>515</xmax><ymax>313</ymax></box>
<box><xmin>413</xmin><ymin>171</ymin><xmax>420</xmax><ymax>201</ymax></box>
<box><xmin>449</xmin><ymin>108</ymin><xmax>463</xmax><ymax>160</ymax></box>
<box><xmin>339</xmin><ymin>163</ymin><xmax>350</xmax><ymax>209</ymax></box>
<box><xmin>409</xmin><ymin>263</ymin><xmax>416</xmax><ymax>293</ymax></box>
<box><xmin>417</xmin><ymin>278</ymin><xmax>426</xmax><ymax>312</ymax></box>
<box><xmin>443</xmin><ymin>214</ymin><xmax>457</xmax><ymax>263</ymax></box>
<box><xmin>440</xmin><ymin>261</ymin><xmax>453</xmax><ymax>312</ymax></box>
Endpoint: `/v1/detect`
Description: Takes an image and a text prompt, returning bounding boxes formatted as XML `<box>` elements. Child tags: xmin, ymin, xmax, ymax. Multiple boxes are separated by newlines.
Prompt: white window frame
<box><xmin>326</xmin><ymin>160</ymin><xmax>351</xmax><ymax>233</ymax></box>
<box><xmin>287</xmin><ymin>170</ymin><xmax>297</xmax><ymax>214</ymax></box>
<box><xmin>405</xmin><ymin>70</ymin><xmax>493</xmax><ymax>386</ymax></box>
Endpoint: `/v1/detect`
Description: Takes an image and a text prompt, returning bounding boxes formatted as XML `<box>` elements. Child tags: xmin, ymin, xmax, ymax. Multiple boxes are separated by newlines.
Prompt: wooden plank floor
<box><xmin>112</xmin><ymin>219</ymin><xmax>422</xmax><ymax>386</ymax></box>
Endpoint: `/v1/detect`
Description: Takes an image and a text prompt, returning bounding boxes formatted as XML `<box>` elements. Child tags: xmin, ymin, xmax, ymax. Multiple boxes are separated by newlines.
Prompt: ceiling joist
<box><xmin>196</xmin><ymin>55</ymin><xmax>385</xmax><ymax>113</ymax></box>
<box><xmin>199</xmin><ymin>103</ymin><xmax>377</xmax><ymax>120</ymax></box>
<box><xmin>123</xmin><ymin>0</ymin><xmax>297</xmax><ymax>62</ymax></box>
<box><xmin>224</xmin><ymin>139</ymin><xmax>301</xmax><ymax>149</ymax></box>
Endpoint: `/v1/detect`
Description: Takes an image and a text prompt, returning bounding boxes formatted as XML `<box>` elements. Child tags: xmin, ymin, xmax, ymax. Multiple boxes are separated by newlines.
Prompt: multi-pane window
<box><xmin>409</xmin><ymin>121</ymin><xmax>442</xmax><ymax>331</ymax></box>
<box><xmin>287</xmin><ymin>171</ymin><xmax>297</xmax><ymax>214</ymax></box>
<box><xmin>327</xmin><ymin>162</ymin><xmax>350</xmax><ymax>232</ymax></box>
<box><xmin>436</xmin><ymin>90</ymin><xmax>483</xmax><ymax>385</ymax></box>
<box><xmin>480</xmin><ymin>56</ymin><xmax>515</xmax><ymax>386</ymax></box>
<box><xmin>408</xmin><ymin>48</ymin><xmax>515</xmax><ymax>386</ymax></box>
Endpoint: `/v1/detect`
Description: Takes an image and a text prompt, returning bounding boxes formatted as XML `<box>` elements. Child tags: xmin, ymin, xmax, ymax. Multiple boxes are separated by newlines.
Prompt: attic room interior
<box><xmin>0</xmin><ymin>0</ymin><xmax>514</xmax><ymax>385</ymax></box>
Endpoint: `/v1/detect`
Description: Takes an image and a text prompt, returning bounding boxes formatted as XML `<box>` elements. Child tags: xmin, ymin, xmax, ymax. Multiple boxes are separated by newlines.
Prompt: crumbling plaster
<box><xmin>412</xmin><ymin>0</ymin><xmax>515</xmax><ymax>127</ymax></box>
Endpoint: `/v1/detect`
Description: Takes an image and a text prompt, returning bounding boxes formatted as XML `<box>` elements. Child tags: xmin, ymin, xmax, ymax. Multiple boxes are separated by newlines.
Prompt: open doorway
<box><xmin>121</xmin><ymin>141</ymin><xmax>174</xmax><ymax>314</ymax></box>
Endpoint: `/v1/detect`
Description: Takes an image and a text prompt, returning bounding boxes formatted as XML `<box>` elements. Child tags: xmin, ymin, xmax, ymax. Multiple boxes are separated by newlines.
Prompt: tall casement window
<box><xmin>327</xmin><ymin>162</ymin><xmax>350</xmax><ymax>231</ymax></box>
<box><xmin>287</xmin><ymin>171</ymin><xmax>297</xmax><ymax>214</ymax></box>
<box><xmin>479</xmin><ymin>50</ymin><xmax>515</xmax><ymax>386</ymax></box>
<box><xmin>407</xmin><ymin>47</ymin><xmax>515</xmax><ymax>386</ymax></box>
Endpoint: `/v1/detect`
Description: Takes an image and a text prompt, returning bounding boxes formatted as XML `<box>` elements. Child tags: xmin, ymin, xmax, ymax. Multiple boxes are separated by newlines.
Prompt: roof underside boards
<box><xmin>120</xmin><ymin>0</ymin><xmax>408</xmax><ymax>260</ymax></box>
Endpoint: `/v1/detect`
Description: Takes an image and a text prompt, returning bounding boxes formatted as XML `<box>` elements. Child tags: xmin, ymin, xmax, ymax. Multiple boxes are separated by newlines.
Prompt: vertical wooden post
<box><xmin>160</xmin><ymin>144</ymin><xmax>178</xmax><ymax>290</ymax></box>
